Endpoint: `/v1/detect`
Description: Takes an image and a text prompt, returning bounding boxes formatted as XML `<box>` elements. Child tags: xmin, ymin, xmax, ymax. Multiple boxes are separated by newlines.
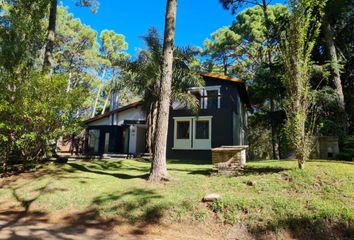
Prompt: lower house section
<box><xmin>167</xmin><ymin>108</ymin><xmax>236</xmax><ymax>162</ymax></box>
<box><xmin>83</xmin><ymin>101</ymin><xmax>147</xmax><ymax>156</ymax></box>
<box><xmin>86</xmin><ymin>123</ymin><xmax>146</xmax><ymax>155</ymax></box>
<box><xmin>87</xmin><ymin>126</ymin><xmax>123</xmax><ymax>155</ymax></box>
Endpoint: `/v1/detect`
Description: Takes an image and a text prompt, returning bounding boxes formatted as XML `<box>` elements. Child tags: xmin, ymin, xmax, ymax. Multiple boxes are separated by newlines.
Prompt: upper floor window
<box><xmin>189</xmin><ymin>86</ymin><xmax>221</xmax><ymax>109</ymax></box>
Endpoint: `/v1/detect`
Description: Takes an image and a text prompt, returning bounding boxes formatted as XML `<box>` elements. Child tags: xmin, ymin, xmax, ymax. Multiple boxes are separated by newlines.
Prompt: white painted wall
<box><xmin>86</xmin><ymin>105</ymin><xmax>147</xmax><ymax>154</ymax></box>
<box><xmin>129</xmin><ymin>125</ymin><xmax>137</xmax><ymax>153</ymax></box>
<box><xmin>114</xmin><ymin>106</ymin><xmax>145</xmax><ymax>126</ymax></box>
<box><xmin>87</xmin><ymin>116</ymin><xmax>110</xmax><ymax>126</ymax></box>
<box><xmin>87</xmin><ymin>105</ymin><xmax>145</xmax><ymax>127</ymax></box>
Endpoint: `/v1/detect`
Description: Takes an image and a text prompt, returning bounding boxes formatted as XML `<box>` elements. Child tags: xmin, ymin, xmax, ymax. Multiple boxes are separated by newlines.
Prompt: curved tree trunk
<box><xmin>322</xmin><ymin>18</ymin><xmax>347</xmax><ymax>135</ymax></box>
<box><xmin>43</xmin><ymin>0</ymin><xmax>57</xmax><ymax>72</ymax></box>
<box><xmin>149</xmin><ymin>0</ymin><xmax>177</xmax><ymax>182</ymax></box>
<box><xmin>146</xmin><ymin>104</ymin><xmax>153</xmax><ymax>154</ymax></box>
<box><xmin>66</xmin><ymin>72</ymin><xmax>72</xmax><ymax>92</ymax></box>
<box><xmin>101</xmin><ymin>86</ymin><xmax>112</xmax><ymax>115</ymax></box>
<box><xmin>223</xmin><ymin>55</ymin><xmax>228</xmax><ymax>75</ymax></box>
<box><xmin>298</xmin><ymin>158</ymin><xmax>305</xmax><ymax>169</ymax></box>
<box><xmin>270</xmin><ymin>98</ymin><xmax>280</xmax><ymax>160</ymax></box>
<box><xmin>92</xmin><ymin>68</ymin><xmax>107</xmax><ymax>117</ymax></box>
<box><xmin>146</xmin><ymin>101</ymin><xmax>158</xmax><ymax>154</ymax></box>
<box><xmin>1</xmin><ymin>148</ymin><xmax>9</xmax><ymax>178</ymax></box>
<box><xmin>92</xmin><ymin>84</ymin><xmax>102</xmax><ymax>117</ymax></box>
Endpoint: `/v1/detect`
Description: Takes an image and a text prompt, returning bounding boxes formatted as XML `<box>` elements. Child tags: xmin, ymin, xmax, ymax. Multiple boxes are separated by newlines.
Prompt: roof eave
<box><xmin>83</xmin><ymin>101</ymin><xmax>143</xmax><ymax>124</ymax></box>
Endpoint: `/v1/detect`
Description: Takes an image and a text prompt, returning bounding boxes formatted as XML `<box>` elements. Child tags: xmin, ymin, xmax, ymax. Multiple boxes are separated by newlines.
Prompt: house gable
<box><xmin>167</xmin><ymin>73</ymin><xmax>251</xmax><ymax>161</ymax></box>
<box><xmin>86</xmin><ymin>116</ymin><xmax>110</xmax><ymax>126</ymax></box>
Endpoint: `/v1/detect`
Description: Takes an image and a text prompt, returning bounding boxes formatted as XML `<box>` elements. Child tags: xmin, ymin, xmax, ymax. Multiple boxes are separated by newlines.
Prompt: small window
<box><xmin>188</xmin><ymin>86</ymin><xmax>220</xmax><ymax>109</ymax></box>
<box><xmin>207</xmin><ymin>90</ymin><xmax>219</xmax><ymax>109</ymax></box>
<box><xmin>195</xmin><ymin>120</ymin><xmax>209</xmax><ymax>139</ymax></box>
<box><xmin>191</xmin><ymin>91</ymin><xmax>201</xmax><ymax>102</ymax></box>
<box><xmin>176</xmin><ymin>121</ymin><xmax>190</xmax><ymax>139</ymax></box>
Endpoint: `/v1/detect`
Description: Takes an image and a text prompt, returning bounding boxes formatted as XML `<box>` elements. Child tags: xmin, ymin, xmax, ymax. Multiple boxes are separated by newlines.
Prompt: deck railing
<box><xmin>173</xmin><ymin>94</ymin><xmax>237</xmax><ymax>111</ymax></box>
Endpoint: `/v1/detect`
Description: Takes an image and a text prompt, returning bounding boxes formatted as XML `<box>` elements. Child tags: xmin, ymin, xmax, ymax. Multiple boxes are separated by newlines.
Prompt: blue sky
<box><xmin>61</xmin><ymin>0</ymin><xmax>284</xmax><ymax>56</ymax></box>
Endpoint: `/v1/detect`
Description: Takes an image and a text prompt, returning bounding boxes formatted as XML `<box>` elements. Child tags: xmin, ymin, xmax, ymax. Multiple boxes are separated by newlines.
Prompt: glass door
<box><xmin>104</xmin><ymin>132</ymin><xmax>110</xmax><ymax>153</ymax></box>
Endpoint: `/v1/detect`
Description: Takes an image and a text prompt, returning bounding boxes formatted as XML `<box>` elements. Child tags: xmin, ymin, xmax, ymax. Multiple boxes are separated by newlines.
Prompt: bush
<box><xmin>0</xmin><ymin>73</ymin><xmax>85</xmax><ymax>175</ymax></box>
<box><xmin>338</xmin><ymin>136</ymin><xmax>354</xmax><ymax>161</ymax></box>
<box><xmin>55</xmin><ymin>157</ymin><xmax>69</xmax><ymax>164</ymax></box>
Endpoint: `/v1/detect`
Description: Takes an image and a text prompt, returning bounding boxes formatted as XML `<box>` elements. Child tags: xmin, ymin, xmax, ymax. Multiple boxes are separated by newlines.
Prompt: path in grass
<box><xmin>0</xmin><ymin>159</ymin><xmax>353</xmax><ymax>239</ymax></box>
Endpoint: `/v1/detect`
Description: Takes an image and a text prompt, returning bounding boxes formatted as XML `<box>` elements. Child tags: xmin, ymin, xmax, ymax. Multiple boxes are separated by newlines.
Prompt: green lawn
<box><xmin>1</xmin><ymin>159</ymin><xmax>353</xmax><ymax>237</ymax></box>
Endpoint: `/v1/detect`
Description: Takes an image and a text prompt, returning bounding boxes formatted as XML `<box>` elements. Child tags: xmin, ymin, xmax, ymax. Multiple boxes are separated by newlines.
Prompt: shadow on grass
<box><xmin>0</xmin><ymin>183</ymin><xmax>67</xmax><ymax>231</ymax></box>
<box><xmin>166</xmin><ymin>159</ymin><xmax>212</xmax><ymax>176</ymax></box>
<box><xmin>0</xmin><ymin>207</ymin><xmax>118</xmax><ymax>239</ymax></box>
<box><xmin>167</xmin><ymin>159</ymin><xmax>211</xmax><ymax>165</ymax></box>
<box><xmin>308</xmin><ymin>159</ymin><xmax>354</xmax><ymax>165</ymax></box>
<box><xmin>0</xmin><ymin>166</ymin><xmax>94</xmax><ymax>189</ymax></box>
<box><xmin>167</xmin><ymin>167</ymin><xmax>212</xmax><ymax>176</ymax></box>
<box><xmin>249</xmin><ymin>217</ymin><xmax>354</xmax><ymax>240</ymax></box>
<box><xmin>242</xmin><ymin>166</ymin><xmax>290</xmax><ymax>176</ymax></box>
<box><xmin>0</xmin><ymin>187</ymin><xmax>166</xmax><ymax>238</ymax></box>
<box><xmin>92</xmin><ymin>188</ymin><xmax>165</xmax><ymax>224</ymax></box>
<box><xmin>67</xmin><ymin>163</ymin><xmax>149</xmax><ymax>180</ymax></box>
<box><xmin>168</xmin><ymin>161</ymin><xmax>289</xmax><ymax>176</ymax></box>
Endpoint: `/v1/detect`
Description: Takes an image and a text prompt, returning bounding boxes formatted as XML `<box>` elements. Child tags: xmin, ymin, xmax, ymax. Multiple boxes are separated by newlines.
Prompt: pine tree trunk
<box><xmin>322</xmin><ymin>18</ymin><xmax>347</xmax><ymax>135</ymax></box>
<box><xmin>146</xmin><ymin>104</ymin><xmax>153</xmax><ymax>154</ymax></box>
<box><xmin>261</xmin><ymin>0</ymin><xmax>272</xmax><ymax>63</ymax></box>
<box><xmin>152</xmin><ymin>100</ymin><xmax>159</xmax><ymax>150</ymax></box>
<box><xmin>66</xmin><ymin>72</ymin><xmax>72</xmax><ymax>92</ymax></box>
<box><xmin>270</xmin><ymin>99</ymin><xmax>280</xmax><ymax>160</ymax></box>
<box><xmin>1</xmin><ymin>149</ymin><xmax>9</xmax><ymax>178</ymax></box>
<box><xmin>92</xmin><ymin>68</ymin><xmax>106</xmax><ymax>117</ymax></box>
<box><xmin>43</xmin><ymin>0</ymin><xmax>57</xmax><ymax>71</ymax></box>
<box><xmin>101</xmin><ymin>87</ymin><xmax>112</xmax><ymax>114</ymax></box>
<box><xmin>92</xmin><ymin>84</ymin><xmax>102</xmax><ymax>117</ymax></box>
<box><xmin>223</xmin><ymin>56</ymin><xmax>228</xmax><ymax>75</ymax></box>
<box><xmin>148</xmin><ymin>0</ymin><xmax>177</xmax><ymax>182</ymax></box>
<box><xmin>298</xmin><ymin>159</ymin><xmax>305</xmax><ymax>169</ymax></box>
<box><xmin>261</xmin><ymin>0</ymin><xmax>280</xmax><ymax>159</ymax></box>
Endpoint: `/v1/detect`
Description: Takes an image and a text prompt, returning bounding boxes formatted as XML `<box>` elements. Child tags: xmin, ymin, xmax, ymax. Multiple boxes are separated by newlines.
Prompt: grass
<box><xmin>0</xmin><ymin>159</ymin><xmax>353</xmax><ymax>237</ymax></box>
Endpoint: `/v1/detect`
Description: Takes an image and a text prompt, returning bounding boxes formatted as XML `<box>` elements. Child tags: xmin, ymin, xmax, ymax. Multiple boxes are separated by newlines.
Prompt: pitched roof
<box><xmin>84</xmin><ymin>101</ymin><xmax>143</xmax><ymax>124</ymax></box>
<box><xmin>199</xmin><ymin>72</ymin><xmax>243</xmax><ymax>83</ymax></box>
<box><xmin>85</xmin><ymin>73</ymin><xmax>251</xmax><ymax>125</ymax></box>
<box><xmin>199</xmin><ymin>72</ymin><xmax>251</xmax><ymax>109</ymax></box>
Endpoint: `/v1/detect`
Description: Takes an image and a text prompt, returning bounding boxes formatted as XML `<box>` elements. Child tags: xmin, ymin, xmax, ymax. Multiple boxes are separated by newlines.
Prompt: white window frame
<box><xmin>173</xmin><ymin>116</ymin><xmax>213</xmax><ymax>150</ymax></box>
<box><xmin>173</xmin><ymin>117</ymin><xmax>192</xmax><ymax>149</ymax></box>
<box><xmin>193</xmin><ymin>116</ymin><xmax>212</xmax><ymax>149</ymax></box>
<box><xmin>188</xmin><ymin>86</ymin><xmax>221</xmax><ymax>109</ymax></box>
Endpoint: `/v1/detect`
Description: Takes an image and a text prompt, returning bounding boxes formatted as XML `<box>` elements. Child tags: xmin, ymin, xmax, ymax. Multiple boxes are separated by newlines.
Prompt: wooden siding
<box><xmin>167</xmin><ymin>75</ymin><xmax>249</xmax><ymax>161</ymax></box>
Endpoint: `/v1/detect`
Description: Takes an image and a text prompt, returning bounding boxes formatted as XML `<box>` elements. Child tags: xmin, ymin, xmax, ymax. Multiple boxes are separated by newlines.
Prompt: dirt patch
<box><xmin>0</xmin><ymin>203</ymin><xmax>234</xmax><ymax>240</ymax></box>
<box><xmin>0</xmin><ymin>205</ymin><xmax>120</xmax><ymax>240</ymax></box>
<box><xmin>0</xmin><ymin>203</ymin><xmax>353</xmax><ymax>240</ymax></box>
<box><xmin>112</xmin><ymin>219</ymin><xmax>231</xmax><ymax>240</ymax></box>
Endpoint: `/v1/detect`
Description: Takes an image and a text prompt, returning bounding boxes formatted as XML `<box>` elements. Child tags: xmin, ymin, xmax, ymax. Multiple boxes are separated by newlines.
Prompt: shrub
<box><xmin>338</xmin><ymin>136</ymin><xmax>354</xmax><ymax>161</ymax></box>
